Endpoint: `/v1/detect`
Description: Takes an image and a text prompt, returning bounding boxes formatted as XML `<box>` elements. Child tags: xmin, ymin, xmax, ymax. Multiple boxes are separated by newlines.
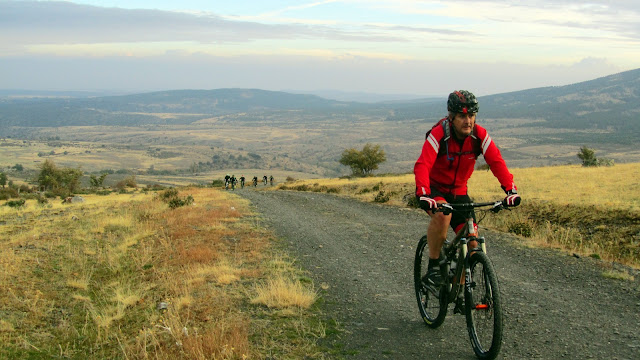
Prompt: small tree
<box><xmin>0</xmin><ymin>172</ymin><xmax>7</xmax><ymax>188</ymax></box>
<box><xmin>577</xmin><ymin>146</ymin><xmax>614</xmax><ymax>167</ymax></box>
<box><xmin>36</xmin><ymin>159</ymin><xmax>83</xmax><ymax>196</ymax></box>
<box><xmin>577</xmin><ymin>146</ymin><xmax>597</xmax><ymax>167</ymax></box>
<box><xmin>37</xmin><ymin>159</ymin><xmax>60</xmax><ymax>191</ymax></box>
<box><xmin>339</xmin><ymin>143</ymin><xmax>386</xmax><ymax>176</ymax></box>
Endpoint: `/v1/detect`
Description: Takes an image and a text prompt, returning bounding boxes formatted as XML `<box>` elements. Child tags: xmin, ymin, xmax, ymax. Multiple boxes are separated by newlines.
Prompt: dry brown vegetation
<box><xmin>0</xmin><ymin>188</ymin><xmax>323</xmax><ymax>359</ymax></box>
<box><xmin>277</xmin><ymin>163</ymin><xmax>640</xmax><ymax>270</ymax></box>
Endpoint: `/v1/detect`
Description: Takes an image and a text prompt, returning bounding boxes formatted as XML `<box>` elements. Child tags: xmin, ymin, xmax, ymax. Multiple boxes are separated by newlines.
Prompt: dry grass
<box><xmin>277</xmin><ymin>163</ymin><xmax>640</xmax><ymax>269</ymax></box>
<box><xmin>0</xmin><ymin>187</ymin><xmax>327</xmax><ymax>359</ymax></box>
<box><xmin>602</xmin><ymin>270</ymin><xmax>635</xmax><ymax>281</ymax></box>
<box><xmin>251</xmin><ymin>275</ymin><xmax>317</xmax><ymax>309</ymax></box>
<box><xmin>468</xmin><ymin>163</ymin><xmax>640</xmax><ymax>210</ymax></box>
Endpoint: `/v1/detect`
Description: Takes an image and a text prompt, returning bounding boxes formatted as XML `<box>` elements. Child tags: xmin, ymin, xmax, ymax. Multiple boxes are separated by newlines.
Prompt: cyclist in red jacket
<box><xmin>414</xmin><ymin>90</ymin><xmax>521</xmax><ymax>290</ymax></box>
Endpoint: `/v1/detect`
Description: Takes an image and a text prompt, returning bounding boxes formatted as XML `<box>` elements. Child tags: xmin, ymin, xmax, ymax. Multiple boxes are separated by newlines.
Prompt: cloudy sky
<box><xmin>1</xmin><ymin>0</ymin><xmax>638</xmax><ymax>97</ymax></box>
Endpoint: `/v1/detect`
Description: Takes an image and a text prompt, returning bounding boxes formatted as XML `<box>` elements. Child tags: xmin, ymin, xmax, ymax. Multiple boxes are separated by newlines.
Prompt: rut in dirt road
<box><xmin>238</xmin><ymin>190</ymin><xmax>640</xmax><ymax>360</ymax></box>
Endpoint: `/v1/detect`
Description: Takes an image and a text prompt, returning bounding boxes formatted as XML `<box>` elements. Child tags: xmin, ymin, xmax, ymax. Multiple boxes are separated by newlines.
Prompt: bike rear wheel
<box><xmin>464</xmin><ymin>251</ymin><xmax>503</xmax><ymax>359</ymax></box>
<box><xmin>414</xmin><ymin>235</ymin><xmax>447</xmax><ymax>328</ymax></box>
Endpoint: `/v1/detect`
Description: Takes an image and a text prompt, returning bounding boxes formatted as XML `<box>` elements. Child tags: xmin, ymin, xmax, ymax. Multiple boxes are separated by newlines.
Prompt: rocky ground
<box><xmin>239</xmin><ymin>190</ymin><xmax>640</xmax><ymax>360</ymax></box>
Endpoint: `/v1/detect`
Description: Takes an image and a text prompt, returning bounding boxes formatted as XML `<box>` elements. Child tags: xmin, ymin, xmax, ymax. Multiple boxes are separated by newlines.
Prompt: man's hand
<box><xmin>418</xmin><ymin>196</ymin><xmax>438</xmax><ymax>211</ymax></box>
<box><xmin>504</xmin><ymin>190</ymin><xmax>521</xmax><ymax>207</ymax></box>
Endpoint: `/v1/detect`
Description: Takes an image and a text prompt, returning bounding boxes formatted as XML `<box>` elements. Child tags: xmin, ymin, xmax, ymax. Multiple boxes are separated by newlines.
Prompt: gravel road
<box><xmin>238</xmin><ymin>189</ymin><xmax>640</xmax><ymax>360</ymax></box>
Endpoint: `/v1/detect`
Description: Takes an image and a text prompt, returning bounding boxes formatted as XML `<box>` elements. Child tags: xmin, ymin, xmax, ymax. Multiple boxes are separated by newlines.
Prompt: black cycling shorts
<box><xmin>428</xmin><ymin>188</ymin><xmax>476</xmax><ymax>231</ymax></box>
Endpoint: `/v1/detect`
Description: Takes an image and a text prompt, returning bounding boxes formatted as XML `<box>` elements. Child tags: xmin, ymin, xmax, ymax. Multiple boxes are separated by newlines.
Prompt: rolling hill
<box><xmin>0</xmin><ymin>88</ymin><xmax>360</xmax><ymax>128</ymax></box>
<box><xmin>0</xmin><ymin>68</ymin><xmax>638</xmax><ymax>180</ymax></box>
<box><xmin>385</xmin><ymin>68</ymin><xmax>640</xmax><ymax>143</ymax></box>
<box><xmin>1</xmin><ymin>68</ymin><xmax>638</xmax><ymax>139</ymax></box>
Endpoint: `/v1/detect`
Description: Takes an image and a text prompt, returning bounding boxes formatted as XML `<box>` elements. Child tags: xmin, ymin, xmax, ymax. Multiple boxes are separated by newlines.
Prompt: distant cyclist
<box><xmin>240</xmin><ymin>175</ymin><xmax>245</xmax><ymax>189</ymax></box>
<box><xmin>230</xmin><ymin>174</ymin><xmax>237</xmax><ymax>190</ymax></box>
<box><xmin>269</xmin><ymin>175</ymin><xmax>274</xmax><ymax>185</ymax></box>
<box><xmin>224</xmin><ymin>174</ymin><xmax>231</xmax><ymax>190</ymax></box>
<box><xmin>414</xmin><ymin>90</ymin><xmax>521</xmax><ymax>292</ymax></box>
<box><xmin>263</xmin><ymin>175</ymin><xmax>268</xmax><ymax>185</ymax></box>
<box><xmin>252</xmin><ymin>176</ymin><xmax>258</xmax><ymax>187</ymax></box>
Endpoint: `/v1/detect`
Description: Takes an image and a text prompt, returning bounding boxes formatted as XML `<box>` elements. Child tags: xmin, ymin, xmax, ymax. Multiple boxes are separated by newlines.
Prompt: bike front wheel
<box><xmin>464</xmin><ymin>251</ymin><xmax>503</xmax><ymax>359</ymax></box>
<box><xmin>414</xmin><ymin>235</ymin><xmax>447</xmax><ymax>328</ymax></box>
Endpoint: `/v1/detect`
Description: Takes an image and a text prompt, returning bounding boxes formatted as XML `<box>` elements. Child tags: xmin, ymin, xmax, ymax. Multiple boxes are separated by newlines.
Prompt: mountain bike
<box><xmin>414</xmin><ymin>200</ymin><xmax>506</xmax><ymax>359</ymax></box>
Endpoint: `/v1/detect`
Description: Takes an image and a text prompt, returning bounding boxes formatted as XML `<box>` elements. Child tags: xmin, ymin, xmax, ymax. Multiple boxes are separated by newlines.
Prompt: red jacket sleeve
<box><xmin>414</xmin><ymin>124</ymin><xmax>445</xmax><ymax>196</ymax></box>
<box><xmin>476</xmin><ymin>125</ymin><xmax>517</xmax><ymax>192</ymax></box>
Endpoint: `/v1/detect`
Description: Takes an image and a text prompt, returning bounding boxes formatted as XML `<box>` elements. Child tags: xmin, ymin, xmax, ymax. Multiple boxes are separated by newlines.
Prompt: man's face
<box><xmin>451</xmin><ymin>112</ymin><xmax>476</xmax><ymax>139</ymax></box>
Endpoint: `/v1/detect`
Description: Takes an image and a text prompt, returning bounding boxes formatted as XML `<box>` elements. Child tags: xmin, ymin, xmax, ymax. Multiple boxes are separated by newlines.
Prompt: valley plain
<box><xmin>1</xmin><ymin>114</ymin><xmax>638</xmax><ymax>187</ymax></box>
<box><xmin>2</xmin><ymin>68</ymin><xmax>639</xmax><ymax>186</ymax></box>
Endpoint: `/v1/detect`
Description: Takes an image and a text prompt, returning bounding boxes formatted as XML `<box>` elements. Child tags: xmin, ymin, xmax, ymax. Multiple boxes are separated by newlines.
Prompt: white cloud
<box><xmin>0</xmin><ymin>1</ymin><xmax>637</xmax><ymax>94</ymax></box>
<box><xmin>0</xmin><ymin>51</ymin><xmax>621</xmax><ymax>95</ymax></box>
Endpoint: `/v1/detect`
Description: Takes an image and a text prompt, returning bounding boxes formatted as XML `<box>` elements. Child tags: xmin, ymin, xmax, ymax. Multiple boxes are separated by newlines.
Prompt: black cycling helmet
<box><xmin>447</xmin><ymin>90</ymin><xmax>478</xmax><ymax>114</ymax></box>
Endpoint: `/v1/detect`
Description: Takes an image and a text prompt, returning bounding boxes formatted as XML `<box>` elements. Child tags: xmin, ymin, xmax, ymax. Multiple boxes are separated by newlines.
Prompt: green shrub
<box><xmin>508</xmin><ymin>221</ymin><xmax>533</xmax><ymax>237</ymax></box>
<box><xmin>5</xmin><ymin>199</ymin><xmax>26</xmax><ymax>208</ymax></box>
<box><xmin>0</xmin><ymin>187</ymin><xmax>19</xmax><ymax>200</ymax></box>
<box><xmin>374</xmin><ymin>191</ymin><xmax>390</xmax><ymax>203</ymax></box>
<box><xmin>158</xmin><ymin>188</ymin><xmax>193</xmax><ymax>209</ymax></box>
<box><xmin>597</xmin><ymin>158</ymin><xmax>615</xmax><ymax>167</ymax></box>
<box><xmin>168</xmin><ymin>195</ymin><xmax>194</xmax><ymax>209</ymax></box>
<box><xmin>115</xmin><ymin>175</ymin><xmax>137</xmax><ymax>190</ymax></box>
<box><xmin>159</xmin><ymin>188</ymin><xmax>179</xmax><ymax>201</ymax></box>
<box><xmin>211</xmin><ymin>179</ymin><xmax>225</xmax><ymax>187</ymax></box>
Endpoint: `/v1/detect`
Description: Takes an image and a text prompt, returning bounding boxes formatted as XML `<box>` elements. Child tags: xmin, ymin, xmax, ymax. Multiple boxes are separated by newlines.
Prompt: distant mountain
<box><xmin>386</xmin><ymin>68</ymin><xmax>640</xmax><ymax>140</ymax></box>
<box><xmin>1</xmin><ymin>69</ymin><xmax>638</xmax><ymax>141</ymax></box>
<box><xmin>0</xmin><ymin>89</ymin><xmax>128</xmax><ymax>98</ymax></box>
<box><xmin>0</xmin><ymin>88</ymin><xmax>359</xmax><ymax>128</ymax></box>
<box><xmin>285</xmin><ymin>89</ymin><xmax>435</xmax><ymax>103</ymax></box>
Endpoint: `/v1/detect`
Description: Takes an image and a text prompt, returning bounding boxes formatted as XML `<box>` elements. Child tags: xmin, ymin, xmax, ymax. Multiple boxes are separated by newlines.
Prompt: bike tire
<box><xmin>414</xmin><ymin>235</ymin><xmax>447</xmax><ymax>328</ymax></box>
<box><xmin>464</xmin><ymin>251</ymin><xmax>503</xmax><ymax>359</ymax></box>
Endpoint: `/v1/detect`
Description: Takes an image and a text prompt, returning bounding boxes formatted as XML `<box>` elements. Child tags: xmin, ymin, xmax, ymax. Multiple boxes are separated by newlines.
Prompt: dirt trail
<box><xmin>239</xmin><ymin>190</ymin><xmax>640</xmax><ymax>359</ymax></box>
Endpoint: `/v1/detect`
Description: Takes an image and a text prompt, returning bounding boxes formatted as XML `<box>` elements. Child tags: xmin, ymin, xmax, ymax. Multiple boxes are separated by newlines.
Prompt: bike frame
<box><xmin>442</xmin><ymin>203</ymin><xmax>494</xmax><ymax>303</ymax></box>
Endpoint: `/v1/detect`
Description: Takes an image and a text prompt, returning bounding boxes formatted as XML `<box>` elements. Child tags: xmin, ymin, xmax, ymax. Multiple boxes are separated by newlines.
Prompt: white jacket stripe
<box><xmin>481</xmin><ymin>135</ymin><xmax>492</xmax><ymax>154</ymax></box>
<box><xmin>427</xmin><ymin>133</ymin><xmax>439</xmax><ymax>153</ymax></box>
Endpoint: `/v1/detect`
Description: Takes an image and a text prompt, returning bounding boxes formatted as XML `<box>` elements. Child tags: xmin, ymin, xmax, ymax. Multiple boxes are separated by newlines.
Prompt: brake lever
<box><xmin>439</xmin><ymin>203</ymin><xmax>454</xmax><ymax>216</ymax></box>
<box><xmin>491</xmin><ymin>201</ymin><xmax>504</xmax><ymax>213</ymax></box>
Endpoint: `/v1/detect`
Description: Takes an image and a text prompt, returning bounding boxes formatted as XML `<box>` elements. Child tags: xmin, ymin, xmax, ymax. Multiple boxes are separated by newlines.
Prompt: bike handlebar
<box><xmin>436</xmin><ymin>200</ymin><xmax>505</xmax><ymax>216</ymax></box>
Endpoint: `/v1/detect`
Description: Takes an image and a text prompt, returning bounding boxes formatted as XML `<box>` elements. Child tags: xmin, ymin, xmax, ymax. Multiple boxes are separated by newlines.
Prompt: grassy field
<box><xmin>1</xmin><ymin>161</ymin><xmax>637</xmax><ymax>358</ymax></box>
<box><xmin>0</xmin><ymin>188</ymin><xmax>328</xmax><ymax>359</ymax></box>
<box><xmin>277</xmin><ymin>163</ymin><xmax>640</xmax><ymax>271</ymax></box>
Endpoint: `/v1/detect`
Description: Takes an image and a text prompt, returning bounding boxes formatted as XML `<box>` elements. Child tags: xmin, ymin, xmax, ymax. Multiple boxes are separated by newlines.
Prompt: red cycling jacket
<box><xmin>414</xmin><ymin>118</ymin><xmax>516</xmax><ymax>197</ymax></box>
